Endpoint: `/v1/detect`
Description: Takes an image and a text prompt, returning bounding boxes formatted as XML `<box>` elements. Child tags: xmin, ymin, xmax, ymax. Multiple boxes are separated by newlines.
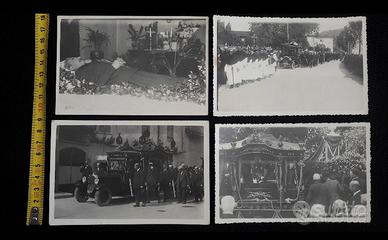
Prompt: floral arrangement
<box><xmin>305</xmin><ymin>127</ymin><xmax>367</xmax><ymax>180</ymax></box>
<box><xmin>246</xmin><ymin>191</ymin><xmax>272</xmax><ymax>201</ymax></box>
<box><xmin>58</xmin><ymin>60</ymin><xmax>207</xmax><ymax>105</ymax></box>
<box><xmin>59</xmin><ymin>69</ymin><xmax>97</xmax><ymax>95</ymax></box>
<box><xmin>309</xmin><ymin>152</ymin><xmax>366</xmax><ymax>180</ymax></box>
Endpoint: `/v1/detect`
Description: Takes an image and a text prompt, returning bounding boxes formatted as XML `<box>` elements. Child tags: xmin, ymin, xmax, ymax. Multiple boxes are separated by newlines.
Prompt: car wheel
<box><xmin>74</xmin><ymin>187</ymin><xmax>88</xmax><ymax>203</ymax></box>
<box><xmin>95</xmin><ymin>188</ymin><xmax>112</xmax><ymax>206</ymax></box>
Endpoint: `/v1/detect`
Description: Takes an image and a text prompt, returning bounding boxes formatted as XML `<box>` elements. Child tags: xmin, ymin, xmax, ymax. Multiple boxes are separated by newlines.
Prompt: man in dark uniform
<box><xmin>132</xmin><ymin>163</ymin><xmax>146</xmax><ymax>207</ymax></box>
<box><xmin>176</xmin><ymin>164</ymin><xmax>191</xmax><ymax>204</ymax></box>
<box><xmin>160</xmin><ymin>164</ymin><xmax>175</xmax><ymax>202</ymax></box>
<box><xmin>145</xmin><ymin>163</ymin><xmax>161</xmax><ymax>203</ymax></box>
<box><xmin>191</xmin><ymin>166</ymin><xmax>204</xmax><ymax>202</ymax></box>
<box><xmin>80</xmin><ymin>159</ymin><xmax>92</xmax><ymax>177</ymax></box>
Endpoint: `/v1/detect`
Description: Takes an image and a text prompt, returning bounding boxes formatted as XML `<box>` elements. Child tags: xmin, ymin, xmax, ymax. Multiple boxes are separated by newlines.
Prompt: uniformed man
<box><xmin>176</xmin><ymin>164</ymin><xmax>191</xmax><ymax>204</ymax></box>
<box><xmin>145</xmin><ymin>162</ymin><xmax>160</xmax><ymax>203</ymax></box>
<box><xmin>80</xmin><ymin>160</ymin><xmax>92</xmax><ymax>177</ymax></box>
<box><xmin>160</xmin><ymin>164</ymin><xmax>175</xmax><ymax>202</ymax></box>
<box><xmin>132</xmin><ymin>163</ymin><xmax>146</xmax><ymax>207</ymax></box>
<box><xmin>191</xmin><ymin>166</ymin><xmax>204</xmax><ymax>202</ymax></box>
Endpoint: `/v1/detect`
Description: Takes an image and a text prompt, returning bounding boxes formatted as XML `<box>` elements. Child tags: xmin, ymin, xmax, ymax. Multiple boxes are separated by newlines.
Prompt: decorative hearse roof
<box><xmin>219</xmin><ymin>133</ymin><xmax>305</xmax><ymax>159</ymax></box>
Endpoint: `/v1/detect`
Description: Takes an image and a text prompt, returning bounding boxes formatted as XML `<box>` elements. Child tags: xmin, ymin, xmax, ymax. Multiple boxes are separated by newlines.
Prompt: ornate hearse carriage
<box><xmin>219</xmin><ymin>132</ymin><xmax>306</xmax><ymax>218</ymax></box>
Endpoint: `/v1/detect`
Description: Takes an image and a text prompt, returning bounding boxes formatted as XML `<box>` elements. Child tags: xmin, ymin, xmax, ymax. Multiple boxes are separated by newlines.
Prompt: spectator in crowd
<box><xmin>349</xmin><ymin>180</ymin><xmax>362</xmax><ymax>208</ymax></box>
<box><xmin>306</xmin><ymin>173</ymin><xmax>328</xmax><ymax>207</ymax></box>
<box><xmin>324</xmin><ymin>173</ymin><xmax>344</xmax><ymax>208</ymax></box>
<box><xmin>350</xmin><ymin>168</ymin><xmax>366</xmax><ymax>194</ymax></box>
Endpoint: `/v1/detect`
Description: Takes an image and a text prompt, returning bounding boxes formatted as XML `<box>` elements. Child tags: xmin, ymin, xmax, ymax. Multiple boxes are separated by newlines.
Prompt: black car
<box><xmin>74</xmin><ymin>150</ymin><xmax>172</xmax><ymax>206</ymax></box>
<box><xmin>74</xmin><ymin>151</ymin><xmax>143</xmax><ymax>206</ymax></box>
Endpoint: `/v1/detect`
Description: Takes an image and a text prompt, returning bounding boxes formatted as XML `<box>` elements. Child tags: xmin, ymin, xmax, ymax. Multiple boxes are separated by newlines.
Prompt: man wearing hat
<box><xmin>145</xmin><ymin>162</ymin><xmax>160</xmax><ymax>203</ymax></box>
<box><xmin>191</xmin><ymin>166</ymin><xmax>204</xmax><ymax>202</ymax></box>
<box><xmin>324</xmin><ymin>173</ymin><xmax>344</xmax><ymax>207</ymax></box>
<box><xmin>350</xmin><ymin>168</ymin><xmax>366</xmax><ymax>194</ymax></box>
<box><xmin>349</xmin><ymin>180</ymin><xmax>362</xmax><ymax>208</ymax></box>
<box><xmin>160</xmin><ymin>164</ymin><xmax>176</xmax><ymax>202</ymax></box>
<box><xmin>132</xmin><ymin>163</ymin><xmax>146</xmax><ymax>207</ymax></box>
<box><xmin>306</xmin><ymin>173</ymin><xmax>329</xmax><ymax>208</ymax></box>
<box><xmin>176</xmin><ymin>163</ymin><xmax>191</xmax><ymax>204</ymax></box>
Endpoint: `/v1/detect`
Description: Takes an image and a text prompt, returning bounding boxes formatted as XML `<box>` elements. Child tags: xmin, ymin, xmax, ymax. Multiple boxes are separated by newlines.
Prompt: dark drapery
<box><xmin>60</xmin><ymin>19</ymin><xmax>80</xmax><ymax>61</ymax></box>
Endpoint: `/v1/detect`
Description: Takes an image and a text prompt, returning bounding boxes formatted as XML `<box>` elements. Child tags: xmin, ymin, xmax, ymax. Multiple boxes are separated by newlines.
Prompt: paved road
<box><xmin>218</xmin><ymin>60</ymin><xmax>366</xmax><ymax>115</ymax></box>
<box><xmin>54</xmin><ymin>195</ymin><xmax>204</xmax><ymax>220</ymax></box>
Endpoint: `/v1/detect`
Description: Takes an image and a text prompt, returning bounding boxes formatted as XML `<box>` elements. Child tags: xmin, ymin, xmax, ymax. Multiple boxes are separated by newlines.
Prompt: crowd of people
<box><xmin>81</xmin><ymin>160</ymin><xmax>204</xmax><ymax>207</ymax></box>
<box><xmin>132</xmin><ymin>162</ymin><xmax>204</xmax><ymax>207</ymax></box>
<box><xmin>217</xmin><ymin>46</ymin><xmax>277</xmax><ymax>87</ymax></box>
<box><xmin>305</xmin><ymin>168</ymin><xmax>367</xmax><ymax>217</ymax></box>
<box><xmin>297</xmin><ymin>50</ymin><xmax>343</xmax><ymax>68</ymax></box>
<box><xmin>217</xmin><ymin>45</ymin><xmax>344</xmax><ymax>88</ymax></box>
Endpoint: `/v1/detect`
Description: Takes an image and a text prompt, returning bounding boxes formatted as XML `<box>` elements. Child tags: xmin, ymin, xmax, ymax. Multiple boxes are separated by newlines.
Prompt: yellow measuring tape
<box><xmin>26</xmin><ymin>13</ymin><xmax>49</xmax><ymax>226</ymax></box>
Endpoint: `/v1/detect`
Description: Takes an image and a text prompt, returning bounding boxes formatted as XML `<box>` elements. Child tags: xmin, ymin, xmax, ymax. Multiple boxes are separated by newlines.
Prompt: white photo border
<box><xmin>214</xmin><ymin>122</ymin><xmax>371</xmax><ymax>223</ymax></box>
<box><xmin>56</xmin><ymin>16</ymin><xmax>209</xmax><ymax>116</ymax></box>
<box><xmin>49</xmin><ymin>120</ymin><xmax>210</xmax><ymax>225</ymax></box>
<box><xmin>212</xmin><ymin>15</ymin><xmax>369</xmax><ymax>116</ymax></box>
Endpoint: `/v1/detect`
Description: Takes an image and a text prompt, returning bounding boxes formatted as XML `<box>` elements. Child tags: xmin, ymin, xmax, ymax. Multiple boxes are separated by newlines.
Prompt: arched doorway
<box><xmin>57</xmin><ymin>147</ymin><xmax>86</xmax><ymax>193</ymax></box>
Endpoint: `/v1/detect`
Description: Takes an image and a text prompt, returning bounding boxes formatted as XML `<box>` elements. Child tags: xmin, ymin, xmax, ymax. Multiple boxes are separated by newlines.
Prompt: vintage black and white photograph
<box><xmin>214</xmin><ymin>16</ymin><xmax>368</xmax><ymax>116</ymax></box>
<box><xmin>215</xmin><ymin>123</ymin><xmax>371</xmax><ymax>223</ymax></box>
<box><xmin>49</xmin><ymin>121</ymin><xmax>209</xmax><ymax>225</ymax></box>
<box><xmin>56</xmin><ymin>16</ymin><xmax>208</xmax><ymax>115</ymax></box>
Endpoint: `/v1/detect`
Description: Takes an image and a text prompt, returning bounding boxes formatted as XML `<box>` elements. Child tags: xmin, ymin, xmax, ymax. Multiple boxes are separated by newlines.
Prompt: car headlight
<box><xmin>94</xmin><ymin>177</ymin><xmax>99</xmax><ymax>185</ymax></box>
<box><xmin>82</xmin><ymin>176</ymin><xmax>86</xmax><ymax>183</ymax></box>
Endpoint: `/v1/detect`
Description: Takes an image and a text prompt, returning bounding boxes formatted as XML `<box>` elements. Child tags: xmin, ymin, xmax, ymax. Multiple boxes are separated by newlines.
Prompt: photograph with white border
<box><xmin>213</xmin><ymin>16</ymin><xmax>368</xmax><ymax>116</ymax></box>
<box><xmin>56</xmin><ymin>16</ymin><xmax>208</xmax><ymax>115</ymax></box>
<box><xmin>50</xmin><ymin>120</ymin><xmax>209</xmax><ymax>225</ymax></box>
<box><xmin>215</xmin><ymin>122</ymin><xmax>371</xmax><ymax>223</ymax></box>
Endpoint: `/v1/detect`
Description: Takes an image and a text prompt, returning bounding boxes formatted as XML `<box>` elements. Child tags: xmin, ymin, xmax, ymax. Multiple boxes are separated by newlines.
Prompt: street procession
<box><xmin>217</xmin><ymin>44</ymin><xmax>342</xmax><ymax>88</ymax></box>
<box><xmin>214</xmin><ymin>16</ymin><xmax>367</xmax><ymax>116</ymax></box>
<box><xmin>45</xmin><ymin>15</ymin><xmax>373</xmax><ymax>227</ymax></box>
<box><xmin>77</xmin><ymin>153</ymin><xmax>204</xmax><ymax>207</ymax></box>
<box><xmin>51</xmin><ymin>122</ymin><xmax>208</xmax><ymax>223</ymax></box>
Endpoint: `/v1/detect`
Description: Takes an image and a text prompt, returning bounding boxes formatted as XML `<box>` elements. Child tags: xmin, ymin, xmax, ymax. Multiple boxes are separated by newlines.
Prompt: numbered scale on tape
<box><xmin>26</xmin><ymin>13</ymin><xmax>49</xmax><ymax>226</ymax></box>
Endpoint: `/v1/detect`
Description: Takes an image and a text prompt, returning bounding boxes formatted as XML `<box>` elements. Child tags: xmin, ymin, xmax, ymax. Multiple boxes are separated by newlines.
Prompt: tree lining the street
<box><xmin>249</xmin><ymin>22</ymin><xmax>319</xmax><ymax>48</ymax></box>
<box><xmin>336</xmin><ymin>21</ymin><xmax>363</xmax><ymax>55</ymax></box>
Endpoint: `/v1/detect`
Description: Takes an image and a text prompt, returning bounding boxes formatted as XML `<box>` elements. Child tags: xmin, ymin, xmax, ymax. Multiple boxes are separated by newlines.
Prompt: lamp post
<box><xmin>252</xmin><ymin>34</ymin><xmax>258</xmax><ymax>48</ymax></box>
<box><xmin>149</xmin><ymin>26</ymin><xmax>152</xmax><ymax>51</ymax></box>
<box><xmin>286</xmin><ymin>23</ymin><xmax>290</xmax><ymax>42</ymax></box>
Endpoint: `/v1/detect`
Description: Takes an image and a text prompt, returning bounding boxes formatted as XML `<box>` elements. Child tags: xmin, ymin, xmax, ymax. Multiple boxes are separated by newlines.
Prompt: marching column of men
<box><xmin>132</xmin><ymin>162</ymin><xmax>204</xmax><ymax>207</ymax></box>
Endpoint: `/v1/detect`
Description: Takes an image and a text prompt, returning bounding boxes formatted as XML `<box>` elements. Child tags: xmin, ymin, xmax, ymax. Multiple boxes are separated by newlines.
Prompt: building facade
<box><xmin>54</xmin><ymin>125</ymin><xmax>204</xmax><ymax>192</ymax></box>
<box><xmin>306</xmin><ymin>36</ymin><xmax>334</xmax><ymax>52</ymax></box>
